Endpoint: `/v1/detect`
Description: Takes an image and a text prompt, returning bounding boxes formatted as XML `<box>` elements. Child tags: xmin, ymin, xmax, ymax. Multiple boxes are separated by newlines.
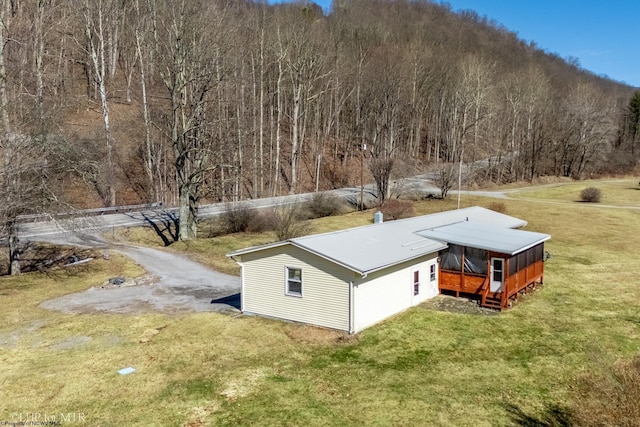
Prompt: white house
<box><xmin>227</xmin><ymin>206</ymin><xmax>549</xmax><ymax>333</ymax></box>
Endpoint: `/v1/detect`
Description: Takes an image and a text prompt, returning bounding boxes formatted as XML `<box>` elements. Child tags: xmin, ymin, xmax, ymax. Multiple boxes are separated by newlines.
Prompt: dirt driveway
<box><xmin>38</xmin><ymin>233</ymin><xmax>241</xmax><ymax>314</ymax></box>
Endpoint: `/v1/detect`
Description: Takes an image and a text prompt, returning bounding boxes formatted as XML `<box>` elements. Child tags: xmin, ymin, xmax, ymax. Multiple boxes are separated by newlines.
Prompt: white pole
<box><xmin>457</xmin><ymin>148</ymin><xmax>463</xmax><ymax>210</ymax></box>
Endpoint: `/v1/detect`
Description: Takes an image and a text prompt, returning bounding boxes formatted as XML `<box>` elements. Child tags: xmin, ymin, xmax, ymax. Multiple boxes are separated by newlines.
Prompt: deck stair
<box><xmin>481</xmin><ymin>293</ymin><xmax>503</xmax><ymax>309</ymax></box>
<box><xmin>480</xmin><ymin>276</ymin><xmax>504</xmax><ymax>309</ymax></box>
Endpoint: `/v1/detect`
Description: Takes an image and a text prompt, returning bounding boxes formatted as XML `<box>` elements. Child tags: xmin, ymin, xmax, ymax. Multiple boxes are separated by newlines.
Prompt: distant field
<box><xmin>2</xmin><ymin>180</ymin><xmax>640</xmax><ymax>426</ymax></box>
<box><xmin>509</xmin><ymin>178</ymin><xmax>640</xmax><ymax>206</ymax></box>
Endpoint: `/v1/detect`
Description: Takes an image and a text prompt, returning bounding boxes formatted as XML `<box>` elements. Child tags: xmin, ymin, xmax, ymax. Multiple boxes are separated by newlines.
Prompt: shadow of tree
<box><xmin>0</xmin><ymin>242</ymin><xmax>99</xmax><ymax>275</ymax></box>
<box><xmin>504</xmin><ymin>403</ymin><xmax>573</xmax><ymax>427</ymax></box>
<box><xmin>138</xmin><ymin>210</ymin><xmax>179</xmax><ymax>246</ymax></box>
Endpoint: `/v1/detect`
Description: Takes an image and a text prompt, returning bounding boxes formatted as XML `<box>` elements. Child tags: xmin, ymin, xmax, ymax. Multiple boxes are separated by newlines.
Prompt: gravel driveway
<box><xmin>37</xmin><ymin>232</ymin><xmax>241</xmax><ymax>314</ymax></box>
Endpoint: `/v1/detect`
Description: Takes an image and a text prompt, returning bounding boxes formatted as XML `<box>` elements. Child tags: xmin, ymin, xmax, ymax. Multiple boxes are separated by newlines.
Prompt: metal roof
<box><xmin>416</xmin><ymin>221</ymin><xmax>550</xmax><ymax>255</ymax></box>
<box><xmin>393</xmin><ymin>205</ymin><xmax>528</xmax><ymax>229</ymax></box>
<box><xmin>290</xmin><ymin>222</ymin><xmax>447</xmax><ymax>275</ymax></box>
<box><xmin>227</xmin><ymin>206</ymin><xmax>542</xmax><ymax>274</ymax></box>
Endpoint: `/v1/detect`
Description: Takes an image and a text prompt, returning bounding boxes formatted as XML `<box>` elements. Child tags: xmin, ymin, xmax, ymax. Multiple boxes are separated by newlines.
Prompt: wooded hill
<box><xmin>1</xmin><ymin>0</ymin><xmax>638</xmax><ymax>235</ymax></box>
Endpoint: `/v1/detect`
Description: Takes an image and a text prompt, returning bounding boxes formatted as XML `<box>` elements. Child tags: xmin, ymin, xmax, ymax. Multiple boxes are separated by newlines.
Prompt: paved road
<box><xmin>18</xmin><ymin>193</ymin><xmax>322</xmax><ymax>241</ymax></box>
<box><xmin>18</xmin><ymin>178</ymin><xmax>442</xmax><ymax>242</ymax></box>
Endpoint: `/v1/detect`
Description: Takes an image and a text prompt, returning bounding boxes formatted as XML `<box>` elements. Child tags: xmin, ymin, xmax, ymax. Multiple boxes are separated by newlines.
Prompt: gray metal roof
<box><xmin>416</xmin><ymin>221</ymin><xmax>550</xmax><ymax>255</ymax></box>
<box><xmin>290</xmin><ymin>222</ymin><xmax>447</xmax><ymax>275</ymax></box>
<box><xmin>227</xmin><ymin>206</ymin><xmax>541</xmax><ymax>274</ymax></box>
<box><xmin>393</xmin><ymin>205</ymin><xmax>528</xmax><ymax>229</ymax></box>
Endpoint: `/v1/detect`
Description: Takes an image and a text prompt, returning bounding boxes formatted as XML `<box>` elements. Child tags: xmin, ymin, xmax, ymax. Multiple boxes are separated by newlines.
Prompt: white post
<box><xmin>457</xmin><ymin>148</ymin><xmax>463</xmax><ymax>210</ymax></box>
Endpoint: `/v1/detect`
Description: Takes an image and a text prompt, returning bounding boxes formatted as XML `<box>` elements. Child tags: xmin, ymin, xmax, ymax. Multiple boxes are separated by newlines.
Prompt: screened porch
<box><xmin>417</xmin><ymin>221</ymin><xmax>550</xmax><ymax>309</ymax></box>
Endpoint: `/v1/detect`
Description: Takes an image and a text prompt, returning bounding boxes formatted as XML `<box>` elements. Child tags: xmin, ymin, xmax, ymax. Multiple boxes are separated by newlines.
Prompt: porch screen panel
<box><xmin>509</xmin><ymin>256</ymin><xmax>517</xmax><ymax>276</ymax></box>
<box><xmin>527</xmin><ymin>247</ymin><xmax>534</xmax><ymax>266</ymax></box>
<box><xmin>534</xmin><ymin>243</ymin><xmax>544</xmax><ymax>262</ymax></box>
<box><xmin>517</xmin><ymin>252</ymin><xmax>527</xmax><ymax>271</ymax></box>
<box><xmin>441</xmin><ymin>244</ymin><xmax>462</xmax><ymax>271</ymax></box>
<box><xmin>464</xmin><ymin>247</ymin><xmax>488</xmax><ymax>274</ymax></box>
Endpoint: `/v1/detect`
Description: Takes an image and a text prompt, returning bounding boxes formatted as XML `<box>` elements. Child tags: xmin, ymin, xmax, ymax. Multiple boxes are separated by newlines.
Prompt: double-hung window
<box><xmin>286</xmin><ymin>267</ymin><xmax>302</xmax><ymax>296</ymax></box>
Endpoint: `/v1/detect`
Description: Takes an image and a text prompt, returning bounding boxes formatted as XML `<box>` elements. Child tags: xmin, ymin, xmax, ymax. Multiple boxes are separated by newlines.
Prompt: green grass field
<box><xmin>2</xmin><ymin>180</ymin><xmax>640</xmax><ymax>426</ymax></box>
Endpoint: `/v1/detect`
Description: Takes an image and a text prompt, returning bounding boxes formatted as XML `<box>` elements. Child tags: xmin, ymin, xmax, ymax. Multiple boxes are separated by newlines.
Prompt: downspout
<box><xmin>230</xmin><ymin>255</ymin><xmax>245</xmax><ymax>312</ymax></box>
<box><xmin>349</xmin><ymin>281</ymin><xmax>354</xmax><ymax>334</ymax></box>
<box><xmin>239</xmin><ymin>262</ymin><xmax>245</xmax><ymax>312</ymax></box>
<box><xmin>349</xmin><ymin>272</ymin><xmax>368</xmax><ymax>334</ymax></box>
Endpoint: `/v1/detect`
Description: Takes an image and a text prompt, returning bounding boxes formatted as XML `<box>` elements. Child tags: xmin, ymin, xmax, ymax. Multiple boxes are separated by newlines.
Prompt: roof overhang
<box><xmin>228</xmin><ymin>238</ymin><xmax>447</xmax><ymax>277</ymax></box>
<box><xmin>416</xmin><ymin>221</ymin><xmax>550</xmax><ymax>256</ymax></box>
<box><xmin>226</xmin><ymin>207</ymin><xmax>545</xmax><ymax>274</ymax></box>
<box><xmin>226</xmin><ymin>240</ymin><xmax>289</xmax><ymax>260</ymax></box>
<box><xmin>291</xmin><ymin>239</ymin><xmax>448</xmax><ymax>276</ymax></box>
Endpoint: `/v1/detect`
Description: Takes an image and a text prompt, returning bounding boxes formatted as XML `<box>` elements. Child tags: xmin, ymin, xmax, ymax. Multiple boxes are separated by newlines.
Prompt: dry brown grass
<box><xmin>486</xmin><ymin>200</ymin><xmax>508</xmax><ymax>213</ymax></box>
<box><xmin>3</xmin><ymin>181</ymin><xmax>639</xmax><ymax>425</ymax></box>
<box><xmin>571</xmin><ymin>355</ymin><xmax>640</xmax><ymax>426</ymax></box>
<box><xmin>284</xmin><ymin>324</ymin><xmax>359</xmax><ymax>346</ymax></box>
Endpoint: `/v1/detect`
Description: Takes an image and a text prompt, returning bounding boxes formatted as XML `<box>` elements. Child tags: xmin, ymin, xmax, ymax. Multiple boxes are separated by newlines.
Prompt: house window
<box><xmin>413</xmin><ymin>270</ymin><xmax>420</xmax><ymax>295</ymax></box>
<box><xmin>430</xmin><ymin>264</ymin><xmax>436</xmax><ymax>282</ymax></box>
<box><xmin>286</xmin><ymin>267</ymin><xmax>302</xmax><ymax>296</ymax></box>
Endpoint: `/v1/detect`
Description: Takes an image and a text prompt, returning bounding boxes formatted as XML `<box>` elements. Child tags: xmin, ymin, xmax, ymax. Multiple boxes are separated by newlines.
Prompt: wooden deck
<box><xmin>439</xmin><ymin>259</ymin><xmax>544</xmax><ymax>309</ymax></box>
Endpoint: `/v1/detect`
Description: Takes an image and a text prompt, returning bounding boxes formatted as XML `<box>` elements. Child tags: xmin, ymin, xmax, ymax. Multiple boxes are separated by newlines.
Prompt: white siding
<box><xmin>353</xmin><ymin>255</ymin><xmax>438</xmax><ymax>332</ymax></box>
<box><xmin>239</xmin><ymin>245</ymin><xmax>352</xmax><ymax>331</ymax></box>
<box><xmin>413</xmin><ymin>258</ymin><xmax>439</xmax><ymax>305</ymax></box>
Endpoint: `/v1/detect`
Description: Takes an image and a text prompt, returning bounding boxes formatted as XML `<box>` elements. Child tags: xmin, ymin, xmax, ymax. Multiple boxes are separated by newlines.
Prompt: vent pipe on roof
<box><xmin>374</xmin><ymin>211</ymin><xmax>383</xmax><ymax>224</ymax></box>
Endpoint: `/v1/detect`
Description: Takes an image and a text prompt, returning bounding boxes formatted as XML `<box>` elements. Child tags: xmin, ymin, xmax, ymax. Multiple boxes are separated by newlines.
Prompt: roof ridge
<box><xmin>292</xmin><ymin>206</ymin><xmax>483</xmax><ymax>242</ymax></box>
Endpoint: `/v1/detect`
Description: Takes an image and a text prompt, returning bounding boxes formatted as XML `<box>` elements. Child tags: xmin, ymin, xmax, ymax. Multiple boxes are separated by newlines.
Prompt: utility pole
<box><xmin>457</xmin><ymin>147</ymin><xmax>463</xmax><ymax>209</ymax></box>
<box><xmin>360</xmin><ymin>143</ymin><xmax>367</xmax><ymax>210</ymax></box>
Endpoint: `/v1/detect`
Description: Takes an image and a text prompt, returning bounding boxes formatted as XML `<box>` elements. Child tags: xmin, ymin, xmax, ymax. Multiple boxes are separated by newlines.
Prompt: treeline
<box><xmin>0</xmin><ymin>0</ymin><xmax>638</xmax><ymax>242</ymax></box>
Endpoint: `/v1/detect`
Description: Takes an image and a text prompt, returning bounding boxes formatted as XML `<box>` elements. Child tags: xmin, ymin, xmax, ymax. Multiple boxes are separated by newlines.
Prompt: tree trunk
<box><xmin>83</xmin><ymin>0</ymin><xmax>116</xmax><ymax>206</ymax></box>
<box><xmin>134</xmin><ymin>5</ymin><xmax>157</xmax><ymax>201</ymax></box>
<box><xmin>9</xmin><ymin>222</ymin><xmax>20</xmax><ymax>275</ymax></box>
<box><xmin>178</xmin><ymin>185</ymin><xmax>197</xmax><ymax>240</ymax></box>
<box><xmin>0</xmin><ymin>5</ymin><xmax>19</xmax><ymax>276</ymax></box>
<box><xmin>290</xmin><ymin>84</ymin><xmax>301</xmax><ymax>194</ymax></box>
<box><xmin>258</xmin><ymin>20</ymin><xmax>265</xmax><ymax>197</ymax></box>
<box><xmin>34</xmin><ymin>1</ymin><xmax>45</xmax><ymax>124</ymax></box>
<box><xmin>273</xmin><ymin>53</ymin><xmax>283</xmax><ymax>196</ymax></box>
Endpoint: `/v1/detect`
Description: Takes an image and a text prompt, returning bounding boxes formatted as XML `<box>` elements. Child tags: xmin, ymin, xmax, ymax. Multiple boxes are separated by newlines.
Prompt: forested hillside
<box><xmin>1</xmin><ymin>0</ymin><xmax>638</xmax><ymax>229</ymax></box>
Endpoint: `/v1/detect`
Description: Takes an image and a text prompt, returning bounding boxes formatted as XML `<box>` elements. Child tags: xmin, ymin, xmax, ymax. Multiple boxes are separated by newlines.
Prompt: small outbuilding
<box><xmin>227</xmin><ymin>207</ymin><xmax>550</xmax><ymax>332</ymax></box>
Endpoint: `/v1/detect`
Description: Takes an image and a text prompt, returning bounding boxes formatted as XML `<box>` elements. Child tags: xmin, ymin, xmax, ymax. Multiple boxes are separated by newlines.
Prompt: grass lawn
<box><xmin>509</xmin><ymin>177</ymin><xmax>640</xmax><ymax>206</ymax></box>
<box><xmin>2</xmin><ymin>181</ymin><xmax>640</xmax><ymax>426</ymax></box>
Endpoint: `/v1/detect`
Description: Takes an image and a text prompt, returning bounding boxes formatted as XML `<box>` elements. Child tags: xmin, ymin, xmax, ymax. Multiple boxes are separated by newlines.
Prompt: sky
<box><xmin>270</xmin><ymin>0</ymin><xmax>640</xmax><ymax>88</ymax></box>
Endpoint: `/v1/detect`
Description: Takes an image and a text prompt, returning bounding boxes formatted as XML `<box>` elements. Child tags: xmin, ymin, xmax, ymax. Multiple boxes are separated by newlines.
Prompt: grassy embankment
<box><xmin>1</xmin><ymin>179</ymin><xmax>640</xmax><ymax>426</ymax></box>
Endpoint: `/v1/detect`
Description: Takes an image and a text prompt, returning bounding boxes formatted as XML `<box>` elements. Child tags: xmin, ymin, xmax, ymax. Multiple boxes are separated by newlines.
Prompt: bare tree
<box><xmin>0</xmin><ymin>135</ymin><xmax>53</xmax><ymax>275</ymax></box>
<box><xmin>369</xmin><ymin>157</ymin><xmax>394</xmax><ymax>204</ymax></box>
<box><xmin>80</xmin><ymin>0</ymin><xmax>120</xmax><ymax>206</ymax></box>
<box><xmin>433</xmin><ymin>163</ymin><xmax>456</xmax><ymax>199</ymax></box>
<box><xmin>558</xmin><ymin>83</ymin><xmax>614</xmax><ymax>179</ymax></box>
<box><xmin>157</xmin><ymin>0</ymin><xmax>225</xmax><ymax>240</ymax></box>
<box><xmin>0</xmin><ymin>2</ymin><xmax>21</xmax><ymax>274</ymax></box>
<box><xmin>0</xmin><ymin>0</ymin><xmax>632</xmax><ymax>233</ymax></box>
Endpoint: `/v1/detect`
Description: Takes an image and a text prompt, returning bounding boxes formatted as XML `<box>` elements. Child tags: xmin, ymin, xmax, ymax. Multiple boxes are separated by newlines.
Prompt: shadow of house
<box><xmin>211</xmin><ymin>293</ymin><xmax>241</xmax><ymax>310</ymax></box>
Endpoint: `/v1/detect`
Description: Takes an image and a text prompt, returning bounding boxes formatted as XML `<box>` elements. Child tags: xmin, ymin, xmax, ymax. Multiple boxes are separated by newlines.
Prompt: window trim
<box><xmin>285</xmin><ymin>266</ymin><xmax>303</xmax><ymax>297</ymax></box>
<box><xmin>430</xmin><ymin>263</ymin><xmax>437</xmax><ymax>282</ymax></box>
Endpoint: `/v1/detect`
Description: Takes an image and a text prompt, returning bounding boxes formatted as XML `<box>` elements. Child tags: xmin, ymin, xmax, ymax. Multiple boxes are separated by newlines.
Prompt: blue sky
<box><xmin>270</xmin><ymin>0</ymin><xmax>640</xmax><ymax>88</ymax></box>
